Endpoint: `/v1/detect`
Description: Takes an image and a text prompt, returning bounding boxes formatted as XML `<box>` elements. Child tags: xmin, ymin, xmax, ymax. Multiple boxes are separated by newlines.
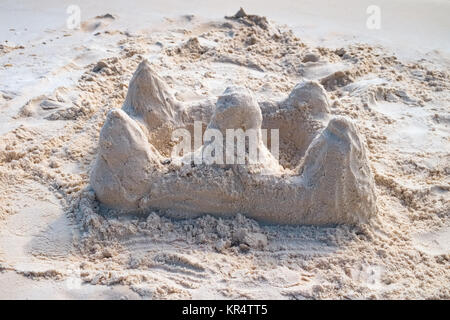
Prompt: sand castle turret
<box><xmin>122</xmin><ymin>60</ymin><xmax>182</xmax><ymax>129</ymax></box>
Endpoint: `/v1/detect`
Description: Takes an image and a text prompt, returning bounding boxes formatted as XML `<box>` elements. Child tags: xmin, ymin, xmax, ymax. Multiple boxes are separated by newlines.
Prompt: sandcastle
<box><xmin>90</xmin><ymin>60</ymin><xmax>377</xmax><ymax>225</ymax></box>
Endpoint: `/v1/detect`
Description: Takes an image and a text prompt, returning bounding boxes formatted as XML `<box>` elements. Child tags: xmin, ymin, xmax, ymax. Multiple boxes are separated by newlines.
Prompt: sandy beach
<box><xmin>0</xmin><ymin>1</ymin><xmax>449</xmax><ymax>299</ymax></box>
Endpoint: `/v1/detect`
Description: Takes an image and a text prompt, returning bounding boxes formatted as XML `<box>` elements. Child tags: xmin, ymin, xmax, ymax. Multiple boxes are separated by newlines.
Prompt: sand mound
<box><xmin>90</xmin><ymin>60</ymin><xmax>377</xmax><ymax>224</ymax></box>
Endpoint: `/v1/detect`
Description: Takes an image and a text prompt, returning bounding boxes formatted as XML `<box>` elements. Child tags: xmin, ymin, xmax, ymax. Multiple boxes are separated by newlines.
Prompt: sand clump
<box><xmin>225</xmin><ymin>7</ymin><xmax>270</xmax><ymax>30</ymax></box>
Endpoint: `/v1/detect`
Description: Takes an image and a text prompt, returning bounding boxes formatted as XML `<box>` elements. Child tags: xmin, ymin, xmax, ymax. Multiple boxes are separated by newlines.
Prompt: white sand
<box><xmin>0</xmin><ymin>1</ymin><xmax>449</xmax><ymax>299</ymax></box>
